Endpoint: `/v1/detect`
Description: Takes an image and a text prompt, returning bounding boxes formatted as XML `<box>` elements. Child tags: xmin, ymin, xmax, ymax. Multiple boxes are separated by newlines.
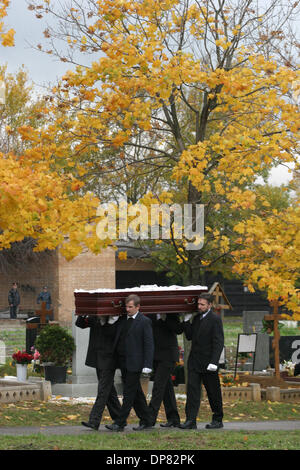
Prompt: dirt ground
<box><xmin>235</xmin><ymin>374</ymin><xmax>300</xmax><ymax>389</ymax></box>
<box><xmin>238</xmin><ymin>374</ymin><xmax>300</xmax><ymax>388</ymax></box>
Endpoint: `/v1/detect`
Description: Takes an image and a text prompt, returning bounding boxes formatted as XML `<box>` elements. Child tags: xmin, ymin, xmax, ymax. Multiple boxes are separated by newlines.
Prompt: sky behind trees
<box><xmin>1</xmin><ymin>1</ymin><xmax>70</xmax><ymax>86</ymax></box>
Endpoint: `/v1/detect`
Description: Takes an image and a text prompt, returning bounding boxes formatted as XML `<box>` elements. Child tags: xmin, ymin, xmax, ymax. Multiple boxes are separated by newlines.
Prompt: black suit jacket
<box><xmin>113</xmin><ymin>312</ymin><xmax>154</xmax><ymax>373</ymax></box>
<box><xmin>148</xmin><ymin>314</ymin><xmax>182</xmax><ymax>363</ymax></box>
<box><xmin>183</xmin><ymin>311</ymin><xmax>224</xmax><ymax>372</ymax></box>
<box><xmin>8</xmin><ymin>288</ymin><xmax>20</xmax><ymax>306</ymax></box>
<box><xmin>75</xmin><ymin>315</ymin><xmax>117</xmax><ymax>370</ymax></box>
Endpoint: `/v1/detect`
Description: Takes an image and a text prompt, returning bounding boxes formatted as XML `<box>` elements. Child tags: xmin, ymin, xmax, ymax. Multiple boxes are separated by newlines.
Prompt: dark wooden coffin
<box><xmin>74</xmin><ymin>285</ymin><xmax>208</xmax><ymax>316</ymax></box>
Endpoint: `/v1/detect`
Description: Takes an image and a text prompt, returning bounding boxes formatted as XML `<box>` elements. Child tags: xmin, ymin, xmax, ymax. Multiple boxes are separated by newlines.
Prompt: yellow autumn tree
<box><xmin>0</xmin><ymin>129</ymin><xmax>108</xmax><ymax>259</ymax></box>
<box><xmin>0</xmin><ymin>9</ymin><xmax>109</xmax><ymax>259</ymax></box>
<box><xmin>0</xmin><ymin>0</ymin><xmax>14</xmax><ymax>46</ymax></box>
<box><xmin>17</xmin><ymin>1</ymin><xmax>300</xmax><ymax>305</ymax></box>
<box><xmin>232</xmin><ymin>190</ymin><xmax>300</xmax><ymax>318</ymax></box>
<box><xmin>0</xmin><ymin>65</ymin><xmax>49</xmax><ymax>155</ymax></box>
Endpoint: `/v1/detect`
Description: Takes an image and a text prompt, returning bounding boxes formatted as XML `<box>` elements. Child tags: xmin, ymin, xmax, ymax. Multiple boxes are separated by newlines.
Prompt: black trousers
<box><xmin>148</xmin><ymin>360</ymin><xmax>180</xmax><ymax>425</ymax></box>
<box><xmin>185</xmin><ymin>368</ymin><xmax>223</xmax><ymax>422</ymax></box>
<box><xmin>89</xmin><ymin>369</ymin><xmax>121</xmax><ymax>427</ymax></box>
<box><xmin>115</xmin><ymin>369</ymin><xmax>152</xmax><ymax>428</ymax></box>
<box><xmin>10</xmin><ymin>306</ymin><xmax>18</xmax><ymax>319</ymax></box>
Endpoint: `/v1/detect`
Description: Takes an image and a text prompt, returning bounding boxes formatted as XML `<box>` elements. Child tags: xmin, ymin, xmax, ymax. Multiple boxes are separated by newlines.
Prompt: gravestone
<box><xmin>26</xmin><ymin>317</ymin><xmax>40</xmax><ymax>353</ymax></box>
<box><xmin>235</xmin><ymin>334</ymin><xmax>257</xmax><ymax>376</ymax></box>
<box><xmin>269</xmin><ymin>336</ymin><xmax>300</xmax><ymax>367</ymax></box>
<box><xmin>243</xmin><ymin>310</ymin><xmax>269</xmax><ymax>334</ymax></box>
<box><xmin>0</xmin><ymin>340</ymin><xmax>5</xmax><ymax>364</ymax></box>
<box><xmin>242</xmin><ymin>311</ymin><xmax>270</xmax><ymax>370</ymax></box>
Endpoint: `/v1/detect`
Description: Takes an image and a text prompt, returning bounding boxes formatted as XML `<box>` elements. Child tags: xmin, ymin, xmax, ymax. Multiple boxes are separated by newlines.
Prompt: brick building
<box><xmin>0</xmin><ymin>248</ymin><xmax>115</xmax><ymax>325</ymax></box>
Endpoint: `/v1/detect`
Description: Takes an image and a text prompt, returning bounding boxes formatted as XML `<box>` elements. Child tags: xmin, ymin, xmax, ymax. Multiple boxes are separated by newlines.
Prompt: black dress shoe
<box><xmin>179</xmin><ymin>420</ymin><xmax>197</xmax><ymax>430</ymax></box>
<box><xmin>133</xmin><ymin>424</ymin><xmax>153</xmax><ymax>431</ymax></box>
<box><xmin>105</xmin><ymin>423</ymin><xmax>124</xmax><ymax>432</ymax></box>
<box><xmin>160</xmin><ymin>421</ymin><xmax>180</xmax><ymax>428</ymax></box>
<box><xmin>205</xmin><ymin>421</ymin><xmax>224</xmax><ymax>429</ymax></box>
<box><xmin>81</xmin><ymin>421</ymin><xmax>99</xmax><ymax>431</ymax></box>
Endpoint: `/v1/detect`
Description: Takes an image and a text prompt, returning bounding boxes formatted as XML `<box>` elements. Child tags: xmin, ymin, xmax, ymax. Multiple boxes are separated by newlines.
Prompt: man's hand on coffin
<box><xmin>108</xmin><ymin>315</ymin><xmax>119</xmax><ymax>324</ymax></box>
<box><xmin>142</xmin><ymin>368</ymin><xmax>152</xmax><ymax>374</ymax></box>
<box><xmin>207</xmin><ymin>363</ymin><xmax>218</xmax><ymax>372</ymax></box>
<box><xmin>184</xmin><ymin>313</ymin><xmax>193</xmax><ymax>322</ymax></box>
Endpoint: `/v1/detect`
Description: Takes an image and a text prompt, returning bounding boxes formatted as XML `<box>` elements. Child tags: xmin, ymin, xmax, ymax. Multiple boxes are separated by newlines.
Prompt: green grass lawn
<box><xmin>0</xmin><ymin>329</ymin><xmax>26</xmax><ymax>351</ymax></box>
<box><xmin>0</xmin><ymin>318</ymin><xmax>299</xmax><ymax>450</ymax></box>
<box><xmin>0</xmin><ymin>430</ymin><xmax>300</xmax><ymax>450</ymax></box>
<box><xmin>223</xmin><ymin>317</ymin><xmax>300</xmax><ymax>348</ymax></box>
<box><xmin>223</xmin><ymin>318</ymin><xmax>243</xmax><ymax>347</ymax></box>
<box><xmin>0</xmin><ymin>398</ymin><xmax>299</xmax><ymax>428</ymax></box>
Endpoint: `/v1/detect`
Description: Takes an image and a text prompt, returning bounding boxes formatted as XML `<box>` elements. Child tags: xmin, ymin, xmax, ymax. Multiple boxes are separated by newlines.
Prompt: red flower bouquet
<box><xmin>12</xmin><ymin>350</ymin><xmax>34</xmax><ymax>365</ymax></box>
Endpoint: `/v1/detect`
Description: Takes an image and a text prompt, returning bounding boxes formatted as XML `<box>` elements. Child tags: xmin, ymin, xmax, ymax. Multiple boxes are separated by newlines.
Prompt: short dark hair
<box><xmin>125</xmin><ymin>294</ymin><xmax>141</xmax><ymax>306</ymax></box>
<box><xmin>198</xmin><ymin>293</ymin><xmax>214</xmax><ymax>304</ymax></box>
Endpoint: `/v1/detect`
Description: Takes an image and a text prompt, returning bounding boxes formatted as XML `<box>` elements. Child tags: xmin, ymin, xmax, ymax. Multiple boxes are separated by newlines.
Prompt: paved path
<box><xmin>0</xmin><ymin>421</ymin><xmax>300</xmax><ymax>435</ymax></box>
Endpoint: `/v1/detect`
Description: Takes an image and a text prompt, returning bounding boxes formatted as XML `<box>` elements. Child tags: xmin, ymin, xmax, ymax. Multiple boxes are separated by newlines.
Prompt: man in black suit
<box><xmin>148</xmin><ymin>313</ymin><xmax>181</xmax><ymax>428</ymax></box>
<box><xmin>180</xmin><ymin>294</ymin><xmax>224</xmax><ymax>430</ymax></box>
<box><xmin>75</xmin><ymin>314</ymin><xmax>121</xmax><ymax>430</ymax></box>
<box><xmin>106</xmin><ymin>294</ymin><xmax>154</xmax><ymax>432</ymax></box>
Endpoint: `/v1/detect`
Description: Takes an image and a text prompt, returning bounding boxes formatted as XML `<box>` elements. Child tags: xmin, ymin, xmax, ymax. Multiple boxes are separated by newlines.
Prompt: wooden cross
<box><xmin>35</xmin><ymin>301</ymin><xmax>53</xmax><ymax>325</ymax></box>
<box><xmin>209</xmin><ymin>282</ymin><xmax>232</xmax><ymax>319</ymax></box>
<box><xmin>264</xmin><ymin>300</ymin><xmax>285</xmax><ymax>379</ymax></box>
<box><xmin>212</xmin><ymin>286</ymin><xmax>231</xmax><ymax>309</ymax></box>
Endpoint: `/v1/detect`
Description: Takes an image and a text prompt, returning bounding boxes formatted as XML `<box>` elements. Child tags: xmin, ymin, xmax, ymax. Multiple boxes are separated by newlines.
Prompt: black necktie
<box><xmin>124</xmin><ymin>316</ymin><xmax>133</xmax><ymax>334</ymax></box>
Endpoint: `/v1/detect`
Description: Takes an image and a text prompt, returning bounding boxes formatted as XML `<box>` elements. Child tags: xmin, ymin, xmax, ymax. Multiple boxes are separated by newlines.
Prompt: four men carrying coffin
<box><xmin>76</xmin><ymin>292</ymin><xmax>224</xmax><ymax>431</ymax></box>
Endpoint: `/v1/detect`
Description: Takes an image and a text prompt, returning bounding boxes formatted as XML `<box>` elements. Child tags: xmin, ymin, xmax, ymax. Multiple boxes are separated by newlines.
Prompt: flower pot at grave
<box><xmin>16</xmin><ymin>364</ymin><xmax>28</xmax><ymax>382</ymax></box>
<box><xmin>44</xmin><ymin>365</ymin><xmax>67</xmax><ymax>384</ymax></box>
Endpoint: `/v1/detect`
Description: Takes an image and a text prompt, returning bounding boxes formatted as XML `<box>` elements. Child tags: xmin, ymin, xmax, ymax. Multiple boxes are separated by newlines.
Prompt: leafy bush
<box><xmin>34</xmin><ymin>325</ymin><xmax>75</xmax><ymax>366</ymax></box>
<box><xmin>0</xmin><ymin>359</ymin><xmax>16</xmax><ymax>377</ymax></box>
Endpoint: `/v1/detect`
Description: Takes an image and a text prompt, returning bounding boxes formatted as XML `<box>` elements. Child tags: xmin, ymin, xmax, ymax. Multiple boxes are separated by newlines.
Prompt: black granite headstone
<box><xmin>26</xmin><ymin>316</ymin><xmax>40</xmax><ymax>353</ymax></box>
<box><xmin>269</xmin><ymin>336</ymin><xmax>300</xmax><ymax>367</ymax></box>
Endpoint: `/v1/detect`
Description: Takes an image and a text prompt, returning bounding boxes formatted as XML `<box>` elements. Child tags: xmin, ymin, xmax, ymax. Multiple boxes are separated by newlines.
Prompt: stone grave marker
<box><xmin>242</xmin><ymin>311</ymin><xmax>270</xmax><ymax>371</ymax></box>
<box><xmin>234</xmin><ymin>333</ymin><xmax>257</xmax><ymax>376</ymax></box>
<box><xmin>269</xmin><ymin>336</ymin><xmax>300</xmax><ymax>367</ymax></box>
<box><xmin>0</xmin><ymin>340</ymin><xmax>5</xmax><ymax>364</ymax></box>
<box><xmin>243</xmin><ymin>310</ymin><xmax>269</xmax><ymax>334</ymax></box>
